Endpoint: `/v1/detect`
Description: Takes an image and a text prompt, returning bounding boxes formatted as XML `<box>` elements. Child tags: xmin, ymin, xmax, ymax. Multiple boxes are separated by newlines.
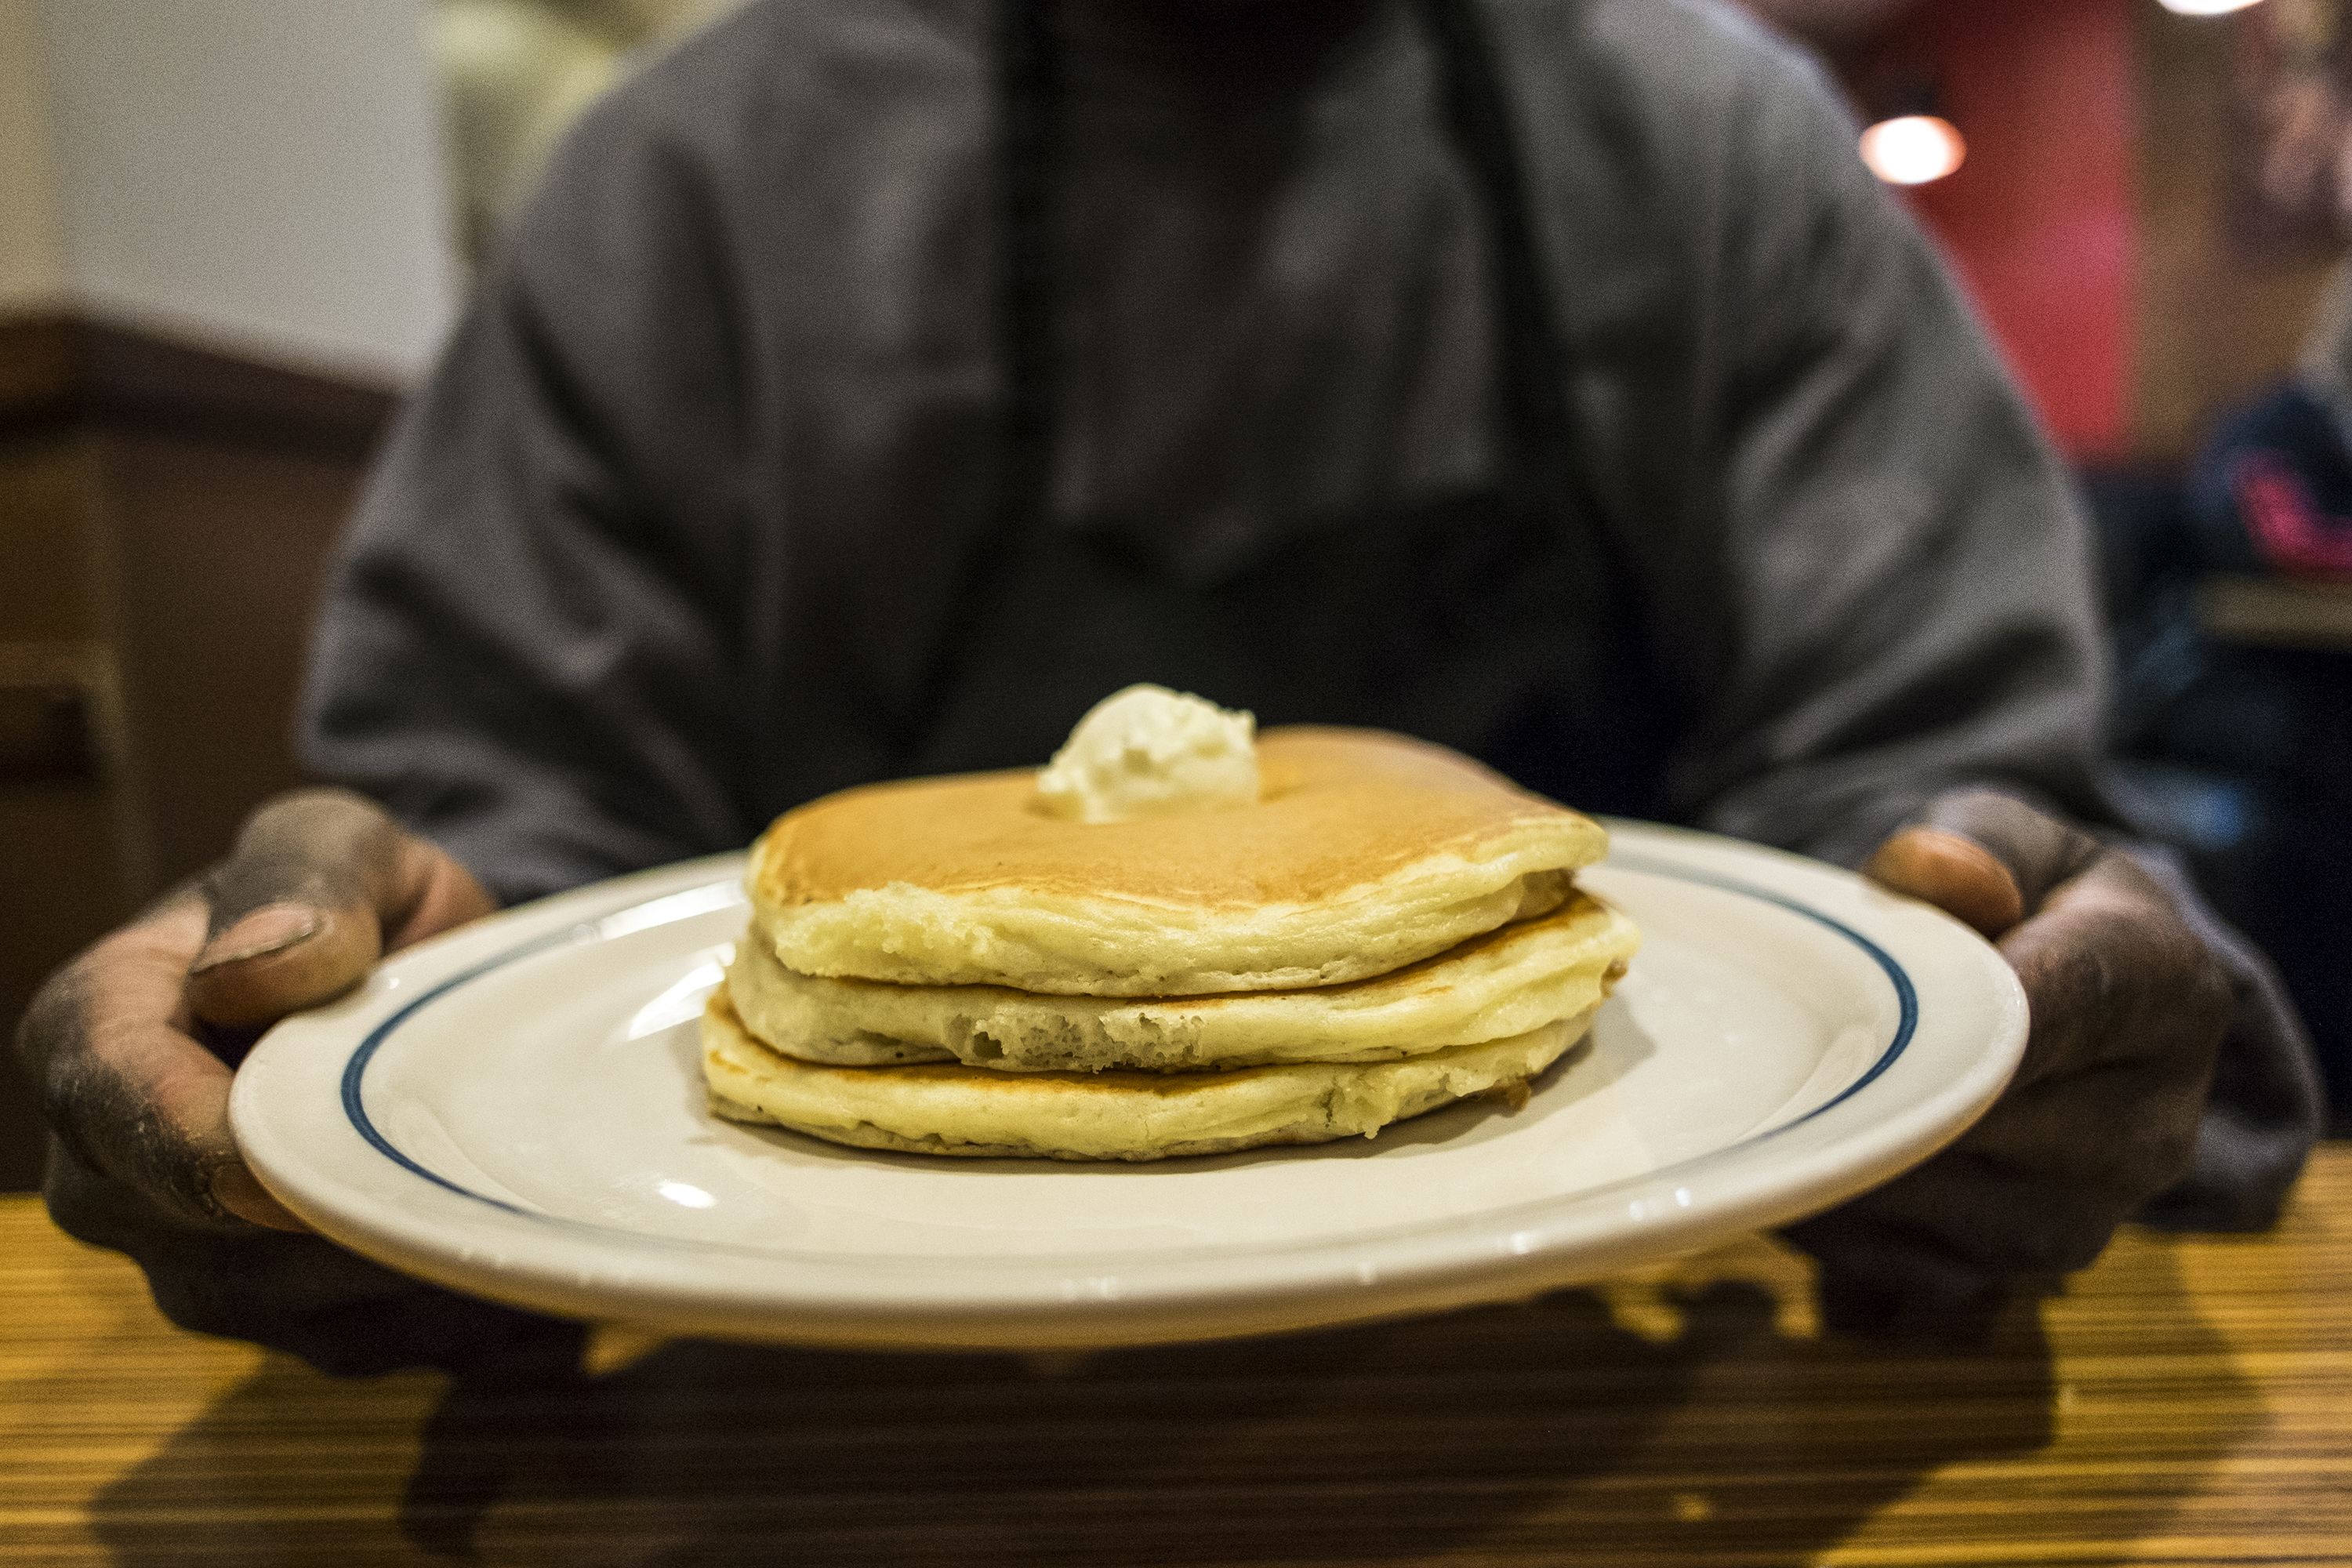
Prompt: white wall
<box><xmin>0</xmin><ymin>0</ymin><xmax>67</xmax><ymax>310</ymax></box>
<box><xmin>16</xmin><ymin>0</ymin><xmax>459</xmax><ymax>383</ymax></box>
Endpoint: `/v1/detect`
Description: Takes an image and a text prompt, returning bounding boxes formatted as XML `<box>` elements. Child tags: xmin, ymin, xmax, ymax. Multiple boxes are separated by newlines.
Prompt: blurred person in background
<box><xmin>2094</xmin><ymin>0</ymin><xmax>2352</xmax><ymax>1129</ymax></box>
<box><xmin>17</xmin><ymin>0</ymin><xmax>2323</xmax><ymax>1375</ymax></box>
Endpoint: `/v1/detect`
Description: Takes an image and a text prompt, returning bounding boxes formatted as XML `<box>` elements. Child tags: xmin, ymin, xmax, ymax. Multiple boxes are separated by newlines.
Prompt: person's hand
<box><xmin>16</xmin><ymin>789</ymin><xmax>573</xmax><ymax>1373</ymax></box>
<box><xmin>20</xmin><ymin>788</ymin><xmax>492</xmax><ymax>1229</ymax></box>
<box><xmin>1784</xmin><ymin>789</ymin><xmax>2233</xmax><ymax>1338</ymax></box>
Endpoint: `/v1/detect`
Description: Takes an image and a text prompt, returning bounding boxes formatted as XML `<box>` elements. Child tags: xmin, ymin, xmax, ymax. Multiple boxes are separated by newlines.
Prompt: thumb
<box><xmin>1864</xmin><ymin>826</ymin><xmax>2024</xmax><ymax>939</ymax></box>
<box><xmin>186</xmin><ymin>788</ymin><xmax>493</xmax><ymax>1031</ymax></box>
<box><xmin>1863</xmin><ymin>787</ymin><xmax>2104</xmax><ymax>938</ymax></box>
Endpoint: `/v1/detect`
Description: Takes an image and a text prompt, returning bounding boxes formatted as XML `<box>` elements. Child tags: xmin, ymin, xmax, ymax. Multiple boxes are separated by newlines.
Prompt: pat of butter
<box><xmin>1036</xmin><ymin>684</ymin><xmax>1259</xmax><ymax>823</ymax></box>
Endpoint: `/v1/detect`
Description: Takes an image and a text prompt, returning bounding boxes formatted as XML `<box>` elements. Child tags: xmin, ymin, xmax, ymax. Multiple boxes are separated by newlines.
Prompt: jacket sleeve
<box><xmin>300</xmin><ymin>74</ymin><xmax>760</xmax><ymax>904</ymax></box>
<box><xmin>1657</xmin><ymin>44</ymin><xmax>2110</xmax><ymax>868</ymax></box>
<box><xmin>1658</xmin><ymin>34</ymin><xmax>2321</xmax><ymax>1226</ymax></box>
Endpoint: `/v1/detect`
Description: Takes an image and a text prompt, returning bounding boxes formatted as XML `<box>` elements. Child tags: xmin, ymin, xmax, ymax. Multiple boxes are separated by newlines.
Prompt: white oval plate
<box><xmin>231</xmin><ymin>821</ymin><xmax>2027</xmax><ymax>1351</ymax></box>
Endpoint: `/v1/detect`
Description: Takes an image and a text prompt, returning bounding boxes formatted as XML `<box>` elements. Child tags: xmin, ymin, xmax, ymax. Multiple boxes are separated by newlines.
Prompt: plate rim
<box><xmin>230</xmin><ymin>822</ymin><xmax>2027</xmax><ymax>1349</ymax></box>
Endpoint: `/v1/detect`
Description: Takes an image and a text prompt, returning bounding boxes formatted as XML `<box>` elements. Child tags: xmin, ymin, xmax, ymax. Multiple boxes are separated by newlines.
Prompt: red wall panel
<box><xmin>1883</xmin><ymin>0</ymin><xmax>2137</xmax><ymax>463</ymax></box>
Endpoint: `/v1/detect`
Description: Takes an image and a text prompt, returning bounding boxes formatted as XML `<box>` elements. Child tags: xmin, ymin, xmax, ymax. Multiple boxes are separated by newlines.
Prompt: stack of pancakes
<box><xmin>702</xmin><ymin>728</ymin><xmax>1639</xmax><ymax>1160</ymax></box>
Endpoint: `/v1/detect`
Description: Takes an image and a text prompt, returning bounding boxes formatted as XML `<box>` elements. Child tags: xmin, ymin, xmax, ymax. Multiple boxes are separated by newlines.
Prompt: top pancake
<box><xmin>747</xmin><ymin>728</ymin><xmax>1609</xmax><ymax>995</ymax></box>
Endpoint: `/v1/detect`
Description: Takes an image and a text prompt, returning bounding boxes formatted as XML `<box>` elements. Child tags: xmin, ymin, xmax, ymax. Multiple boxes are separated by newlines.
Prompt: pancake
<box><xmin>747</xmin><ymin>728</ymin><xmax>1607</xmax><ymax>996</ymax></box>
<box><xmin>728</xmin><ymin>891</ymin><xmax>1639</xmax><ymax>1072</ymax></box>
<box><xmin>702</xmin><ymin>991</ymin><xmax>1593</xmax><ymax>1161</ymax></box>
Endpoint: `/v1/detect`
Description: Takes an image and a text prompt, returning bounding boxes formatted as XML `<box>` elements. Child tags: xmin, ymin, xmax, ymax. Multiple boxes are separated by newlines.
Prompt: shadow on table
<box><xmin>87</xmin><ymin>1245</ymin><xmax>2256</xmax><ymax>1567</ymax></box>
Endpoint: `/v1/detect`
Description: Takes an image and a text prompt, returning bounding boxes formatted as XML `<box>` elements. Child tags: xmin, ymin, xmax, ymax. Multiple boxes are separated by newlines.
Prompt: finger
<box><xmin>1791</xmin><ymin>1060</ymin><xmax>2209</xmax><ymax>1337</ymax></box>
<box><xmin>187</xmin><ymin>902</ymin><xmax>376</xmax><ymax>1035</ymax></box>
<box><xmin>1799</xmin><ymin>1043</ymin><xmax>2219</xmax><ymax>1311</ymax></box>
<box><xmin>1911</xmin><ymin>788</ymin><xmax>2103</xmax><ymax>912</ymax></box>
<box><xmin>20</xmin><ymin>789</ymin><xmax>492</xmax><ymax>1232</ymax></box>
<box><xmin>1806</xmin><ymin>805</ymin><xmax>2234</xmax><ymax>1334</ymax></box>
<box><xmin>20</xmin><ymin>897</ymin><xmax>305</xmax><ymax>1230</ymax></box>
<box><xmin>1864</xmin><ymin>826</ymin><xmax>2024</xmax><ymax>938</ymax></box>
<box><xmin>187</xmin><ymin>788</ymin><xmax>492</xmax><ymax>1029</ymax></box>
<box><xmin>1872</xmin><ymin>851</ymin><xmax>2230</xmax><ymax>1280</ymax></box>
<box><xmin>42</xmin><ymin>1134</ymin><xmax>589</xmax><ymax>1376</ymax></box>
<box><xmin>1950</xmin><ymin>1054</ymin><xmax>2215</xmax><ymax>1215</ymax></box>
<box><xmin>1791</xmin><ymin>1145</ymin><xmax>2101</xmax><ymax>1292</ymax></box>
<box><xmin>1997</xmin><ymin>850</ymin><xmax>2231</xmax><ymax>1094</ymax></box>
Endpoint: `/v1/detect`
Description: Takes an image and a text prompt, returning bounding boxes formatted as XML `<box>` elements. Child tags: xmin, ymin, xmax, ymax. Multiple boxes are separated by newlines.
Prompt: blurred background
<box><xmin>2</xmin><ymin>0</ymin><xmax>2347</xmax><ymax>1193</ymax></box>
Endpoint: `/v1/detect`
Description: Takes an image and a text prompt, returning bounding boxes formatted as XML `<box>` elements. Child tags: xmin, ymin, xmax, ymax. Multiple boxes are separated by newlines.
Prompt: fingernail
<box><xmin>209</xmin><ymin>1160</ymin><xmax>308</xmax><ymax>1232</ymax></box>
<box><xmin>193</xmin><ymin>903</ymin><xmax>323</xmax><ymax>972</ymax></box>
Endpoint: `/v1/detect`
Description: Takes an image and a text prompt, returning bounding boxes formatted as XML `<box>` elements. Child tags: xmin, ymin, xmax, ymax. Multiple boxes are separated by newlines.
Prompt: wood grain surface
<box><xmin>2</xmin><ymin>1149</ymin><xmax>2347</xmax><ymax>1567</ymax></box>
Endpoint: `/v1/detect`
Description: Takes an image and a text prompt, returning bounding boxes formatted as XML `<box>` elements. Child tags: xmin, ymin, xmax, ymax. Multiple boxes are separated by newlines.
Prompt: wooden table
<box><xmin>4</xmin><ymin>1151</ymin><xmax>2348</xmax><ymax>1567</ymax></box>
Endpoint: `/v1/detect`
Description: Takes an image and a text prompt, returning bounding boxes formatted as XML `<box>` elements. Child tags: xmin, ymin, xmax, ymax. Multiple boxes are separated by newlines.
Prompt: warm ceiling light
<box><xmin>1858</xmin><ymin>114</ymin><xmax>1968</xmax><ymax>186</ymax></box>
<box><xmin>2156</xmin><ymin>0</ymin><xmax>2266</xmax><ymax>13</ymax></box>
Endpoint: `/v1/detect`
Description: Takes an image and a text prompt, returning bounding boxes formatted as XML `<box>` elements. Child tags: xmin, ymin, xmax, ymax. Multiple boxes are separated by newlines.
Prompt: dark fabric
<box><xmin>68</xmin><ymin>0</ymin><xmax>2296</xmax><ymax>1367</ymax></box>
<box><xmin>305</xmin><ymin>0</ymin><xmax>2122</xmax><ymax>881</ymax></box>
<box><xmin>906</xmin><ymin>0</ymin><xmax>1672</xmax><ymax>814</ymax></box>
